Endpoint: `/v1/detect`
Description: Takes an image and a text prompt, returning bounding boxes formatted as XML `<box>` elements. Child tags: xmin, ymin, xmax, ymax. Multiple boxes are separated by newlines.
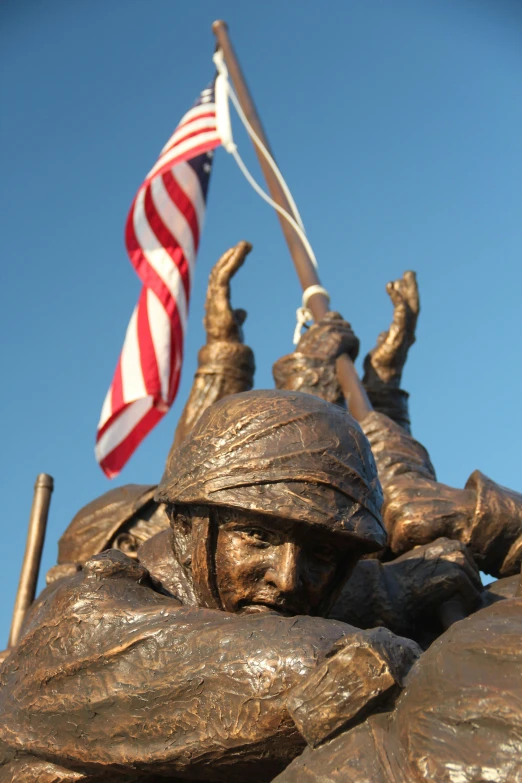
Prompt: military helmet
<box><xmin>157</xmin><ymin>389</ymin><xmax>386</xmax><ymax>552</ymax></box>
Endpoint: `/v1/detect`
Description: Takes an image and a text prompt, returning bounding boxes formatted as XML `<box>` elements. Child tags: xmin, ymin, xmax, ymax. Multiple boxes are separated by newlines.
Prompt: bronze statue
<box><xmin>0</xmin><ymin>389</ymin><xmax>423</xmax><ymax>781</ymax></box>
<box><xmin>50</xmin><ymin>243</ymin><xmax>521</xmax><ymax>637</ymax></box>
<box><xmin>273</xmin><ymin>265</ymin><xmax>522</xmax><ymax>582</ymax></box>
<box><xmin>1</xmin><ymin>242</ymin><xmax>521</xmax><ymax>781</ymax></box>
<box><xmin>275</xmin><ymin>576</ymin><xmax>522</xmax><ymax>782</ymax></box>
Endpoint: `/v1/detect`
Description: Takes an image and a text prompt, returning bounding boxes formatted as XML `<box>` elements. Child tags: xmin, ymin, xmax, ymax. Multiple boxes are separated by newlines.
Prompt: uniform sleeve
<box><xmin>363</xmin><ymin>384</ymin><xmax>412</xmax><ymax>433</ymax></box>
<box><xmin>465</xmin><ymin>470</ymin><xmax>522</xmax><ymax>577</ymax></box>
<box><xmin>360</xmin><ymin>413</ymin><xmax>522</xmax><ymax>578</ymax></box>
<box><xmin>360</xmin><ymin>411</ymin><xmax>436</xmax><ymax>486</ymax></box>
<box><xmin>171</xmin><ymin>340</ymin><xmax>255</xmax><ymax>449</ymax></box>
<box><xmin>0</xmin><ymin>550</ymin><xmax>349</xmax><ymax>781</ymax></box>
<box><xmin>274</xmin><ymin>595</ymin><xmax>522</xmax><ymax>783</ymax></box>
<box><xmin>360</xmin><ymin>412</ymin><xmax>448</xmax><ymax>555</ymax></box>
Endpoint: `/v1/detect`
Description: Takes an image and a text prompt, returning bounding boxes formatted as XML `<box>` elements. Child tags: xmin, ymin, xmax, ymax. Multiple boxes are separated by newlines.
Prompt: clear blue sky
<box><xmin>1</xmin><ymin>0</ymin><xmax>521</xmax><ymax>646</ymax></box>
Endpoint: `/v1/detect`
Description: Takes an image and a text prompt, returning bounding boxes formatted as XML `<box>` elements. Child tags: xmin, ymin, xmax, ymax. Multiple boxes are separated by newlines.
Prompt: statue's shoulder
<box><xmin>57</xmin><ymin>484</ymin><xmax>160</xmax><ymax>565</ymax></box>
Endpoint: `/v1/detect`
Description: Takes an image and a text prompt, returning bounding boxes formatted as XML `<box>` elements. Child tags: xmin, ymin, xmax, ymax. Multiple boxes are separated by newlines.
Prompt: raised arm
<box><xmin>272</xmin><ymin>271</ymin><xmax>420</xmax><ymax>432</ymax></box>
<box><xmin>171</xmin><ymin>241</ymin><xmax>256</xmax><ymax>449</ymax></box>
<box><xmin>362</xmin><ymin>270</ymin><xmax>420</xmax><ymax>432</ymax></box>
<box><xmin>272</xmin><ymin>273</ymin><xmax>522</xmax><ymax>578</ymax></box>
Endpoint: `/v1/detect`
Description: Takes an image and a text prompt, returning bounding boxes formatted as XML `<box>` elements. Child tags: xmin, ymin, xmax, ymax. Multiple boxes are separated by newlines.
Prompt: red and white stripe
<box><xmin>96</xmin><ymin>84</ymin><xmax>221</xmax><ymax>477</ymax></box>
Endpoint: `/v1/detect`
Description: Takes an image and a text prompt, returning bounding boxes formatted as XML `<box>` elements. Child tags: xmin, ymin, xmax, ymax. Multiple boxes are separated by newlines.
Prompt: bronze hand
<box><xmin>204</xmin><ymin>240</ymin><xmax>252</xmax><ymax>343</ymax></box>
<box><xmin>363</xmin><ymin>270</ymin><xmax>419</xmax><ymax>388</ymax></box>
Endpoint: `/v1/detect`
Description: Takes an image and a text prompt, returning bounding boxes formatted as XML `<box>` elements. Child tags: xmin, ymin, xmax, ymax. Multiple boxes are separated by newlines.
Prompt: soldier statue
<box><xmin>0</xmin><ymin>242</ymin><xmax>520</xmax><ymax>782</ymax></box>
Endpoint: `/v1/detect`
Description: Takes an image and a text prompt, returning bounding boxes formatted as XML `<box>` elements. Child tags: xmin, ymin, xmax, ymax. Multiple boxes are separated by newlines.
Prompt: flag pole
<box><xmin>8</xmin><ymin>473</ymin><xmax>53</xmax><ymax>648</ymax></box>
<box><xmin>212</xmin><ymin>20</ymin><xmax>372</xmax><ymax>421</ymax></box>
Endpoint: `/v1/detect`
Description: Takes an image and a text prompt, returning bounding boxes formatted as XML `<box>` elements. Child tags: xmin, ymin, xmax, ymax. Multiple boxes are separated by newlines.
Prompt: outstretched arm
<box><xmin>171</xmin><ymin>241</ymin><xmax>256</xmax><ymax>449</ymax></box>
<box><xmin>362</xmin><ymin>411</ymin><xmax>522</xmax><ymax>578</ymax></box>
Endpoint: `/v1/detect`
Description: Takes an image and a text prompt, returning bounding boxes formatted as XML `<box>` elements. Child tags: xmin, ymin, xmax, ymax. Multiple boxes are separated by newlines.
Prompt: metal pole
<box><xmin>8</xmin><ymin>473</ymin><xmax>53</xmax><ymax>648</ymax></box>
<box><xmin>212</xmin><ymin>20</ymin><xmax>371</xmax><ymax>420</ymax></box>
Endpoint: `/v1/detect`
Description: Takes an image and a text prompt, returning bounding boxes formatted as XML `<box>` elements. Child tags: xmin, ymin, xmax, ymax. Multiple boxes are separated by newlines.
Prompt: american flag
<box><xmin>96</xmin><ymin>83</ymin><xmax>222</xmax><ymax>477</ymax></box>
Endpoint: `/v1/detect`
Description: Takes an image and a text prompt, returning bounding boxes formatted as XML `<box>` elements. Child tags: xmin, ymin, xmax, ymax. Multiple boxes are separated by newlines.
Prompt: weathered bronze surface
<box><xmin>1</xmin><ymin>245</ymin><xmax>521</xmax><ymax>781</ymax></box>
<box><xmin>275</xmin><ymin>580</ymin><xmax>522</xmax><ymax>782</ymax></box>
<box><xmin>172</xmin><ymin>240</ymin><xmax>255</xmax><ymax>450</ymax></box>
<box><xmin>0</xmin><ymin>389</ymin><xmax>419</xmax><ymax>781</ymax></box>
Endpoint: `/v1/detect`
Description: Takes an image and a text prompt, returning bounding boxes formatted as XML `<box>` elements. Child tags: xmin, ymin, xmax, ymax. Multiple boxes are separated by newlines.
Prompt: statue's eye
<box><xmin>241</xmin><ymin>527</ymin><xmax>271</xmax><ymax>544</ymax></box>
<box><xmin>311</xmin><ymin>546</ymin><xmax>335</xmax><ymax>564</ymax></box>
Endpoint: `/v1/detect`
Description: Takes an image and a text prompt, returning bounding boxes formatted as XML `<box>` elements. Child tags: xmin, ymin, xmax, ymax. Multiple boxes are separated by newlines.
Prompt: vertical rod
<box><xmin>8</xmin><ymin>473</ymin><xmax>53</xmax><ymax>648</ymax></box>
<box><xmin>211</xmin><ymin>20</ymin><xmax>371</xmax><ymax>420</ymax></box>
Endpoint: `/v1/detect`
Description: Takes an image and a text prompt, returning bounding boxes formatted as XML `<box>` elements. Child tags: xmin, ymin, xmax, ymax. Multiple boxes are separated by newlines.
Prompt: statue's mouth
<box><xmin>238</xmin><ymin>600</ymin><xmax>298</xmax><ymax>617</ymax></box>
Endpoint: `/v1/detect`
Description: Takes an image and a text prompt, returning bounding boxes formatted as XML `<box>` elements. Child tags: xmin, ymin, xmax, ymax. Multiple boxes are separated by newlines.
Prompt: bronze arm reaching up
<box><xmin>273</xmin><ymin>270</ymin><xmax>419</xmax><ymax>432</ymax></box>
<box><xmin>276</xmin><ymin>271</ymin><xmax>522</xmax><ymax>580</ymax></box>
<box><xmin>172</xmin><ymin>240</ymin><xmax>256</xmax><ymax>449</ymax></box>
<box><xmin>362</xmin><ymin>270</ymin><xmax>419</xmax><ymax>431</ymax></box>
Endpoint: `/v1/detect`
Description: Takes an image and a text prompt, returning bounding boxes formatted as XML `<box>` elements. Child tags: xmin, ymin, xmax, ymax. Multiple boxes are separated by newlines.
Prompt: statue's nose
<box><xmin>264</xmin><ymin>542</ymin><xmax>301</xmax><ymax>594</ymax></box>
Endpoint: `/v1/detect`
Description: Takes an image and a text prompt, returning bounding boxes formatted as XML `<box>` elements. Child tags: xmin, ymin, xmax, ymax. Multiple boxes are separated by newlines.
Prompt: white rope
<box><xmin>215</xmin><ymin>67</ymin><xmax>235</xmax><ymax>153</ymax></box>
<box><xmin>214</xmin><ymin>50</ymin><xmax>305</xmax><ymax>231</ymax></box>
<box><xmin>293</xmin><ymin>285</ymin><xmax>331</xmax><ymax>345</ymax></box>
<box><xmin>303</xmin><ymin>284</ymin><xmax>331</xmax><ymax>310</ymax></box>
<box><xmin>225</xmin><ymin>84</ymin><xmax>306</xmax><ymax>232</ymax></box>
<box><xmin>213</xmin><ymin>50</ymin><xmax>318</xmax><ymax>270</ymax></box>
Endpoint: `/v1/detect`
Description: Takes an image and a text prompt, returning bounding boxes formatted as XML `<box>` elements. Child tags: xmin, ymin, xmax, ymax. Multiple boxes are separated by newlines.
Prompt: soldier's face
<box><xmin>214</xmin><ymin>507</ymin><xmax>360</xmax><ymax>616</ymax></box>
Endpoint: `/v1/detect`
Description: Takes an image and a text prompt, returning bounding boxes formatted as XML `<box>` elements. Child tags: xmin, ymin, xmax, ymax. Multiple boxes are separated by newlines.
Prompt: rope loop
<box><xmin>293</xmin><ymin>285</ymin><xmax>331</xmax><ymax>344</ymax></box>
<box><xmin>293</xmin><ymin>307</ymin><xmax>312</xmax><ymax>345</ymax></box>
<box><xmin>302</xmin><ymin>284</ymin><xmax>330</xmax><ymax>310</ymax></box>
